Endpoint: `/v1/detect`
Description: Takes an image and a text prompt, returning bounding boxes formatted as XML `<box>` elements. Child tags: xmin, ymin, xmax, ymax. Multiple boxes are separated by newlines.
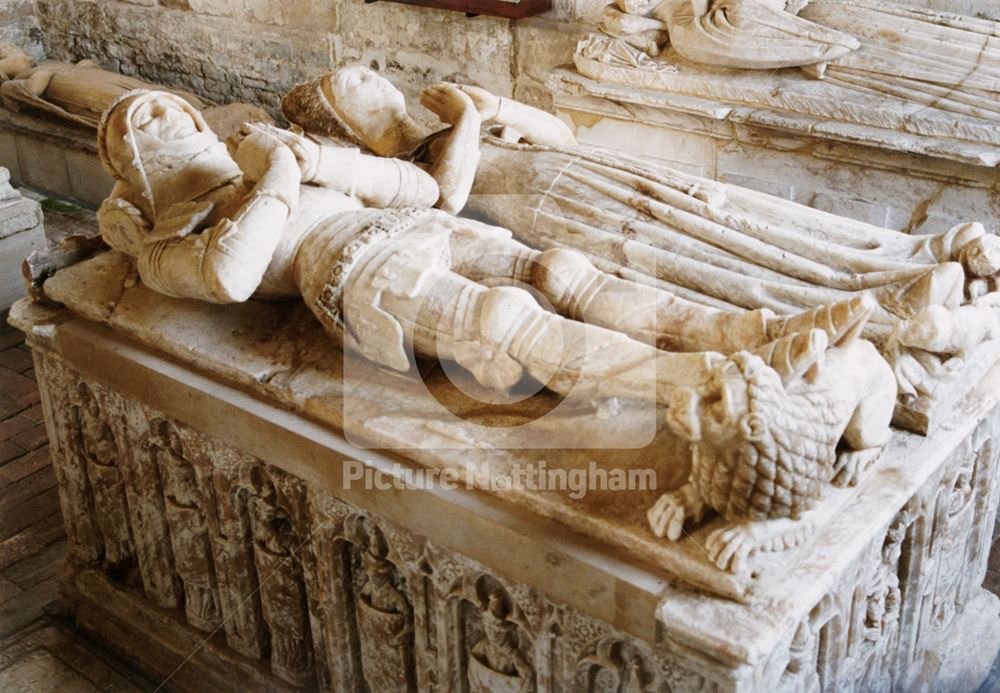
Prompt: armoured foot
<box><xmin>706</xmin><ymin>517</ymin><xmax>816</xmax><ymax>574</ymax></box>
<box><xmin>647</xmin><ymin>484</ymin><xmax>705</xmax><ymax>541</ymax></box>
<box><xmin>832</xmin><ymin>446</ymin><xmax>884</xmax><ymax>488</ymax></box>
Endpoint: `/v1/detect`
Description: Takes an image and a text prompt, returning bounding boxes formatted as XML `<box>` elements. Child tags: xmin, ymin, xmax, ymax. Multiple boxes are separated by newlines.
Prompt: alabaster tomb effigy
<box><xmin>549</xmin><ymin>0</ymin><xmax>1000</xmax><ymax>235</ymax></box>
<box><xmin>8</xmin><ymin>67</ymin><xmax>1000</xmax><ymax>691</ymax></box>
<box><xmin>0</xmin><ymin>42</ymin><xmax>273</xmax><ymax>204</ymax></box>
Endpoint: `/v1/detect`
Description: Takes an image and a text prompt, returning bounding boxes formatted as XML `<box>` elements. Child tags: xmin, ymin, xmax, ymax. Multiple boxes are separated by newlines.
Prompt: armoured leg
<box><xmin>451</xmin><ymin>226</ymin><xmax>775</xmax><ymax>352</ymax></box>
<box><xmin>372</xmin><ymin>266</ymin><xmax>722</xmax><ymax>402</ymax></box>
<box><xmin>528</xmin><ymin>247</ymin><xmax>774</xmax><ymax>352</ymax></box>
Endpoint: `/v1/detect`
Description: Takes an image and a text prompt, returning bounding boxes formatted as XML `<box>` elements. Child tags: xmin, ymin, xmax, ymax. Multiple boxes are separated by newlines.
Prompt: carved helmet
<box><xmin>97</xmin><ymin>89</ymin><xmax>241</xmax><ymax>219</ymax></box>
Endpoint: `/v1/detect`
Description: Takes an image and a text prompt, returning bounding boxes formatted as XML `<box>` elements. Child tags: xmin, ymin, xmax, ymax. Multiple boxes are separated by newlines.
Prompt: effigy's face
<box><xmin>131</xmin><ymin>99</ymin><xmax>200</xmax><ymax>141</ymax></box>
<box><xmin>329</xmin><ymin>66</ymin><xmax>408</xmax><ymax>137</ymax></box>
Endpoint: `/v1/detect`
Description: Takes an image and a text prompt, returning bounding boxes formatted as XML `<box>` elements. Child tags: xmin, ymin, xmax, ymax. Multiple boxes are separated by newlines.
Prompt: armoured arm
<box><xmin>456</xmin><ymin>85</ymin><xmax>576</xmax><ymax>147</ymax></box>
<box><xmin>235</xmin><ymin>124</ymin><xmax>440</xmax><ymax>209</ymax></box>
<box><xmin>137</xmin><ymin>130</ymin><xmax>301</xmax><ymax>303</ymax></box>
<box><xmin>420</xmin><ymin>84</ymin><xmax>482</xmax><ymax>214</ymax></box>
<box><xmin>325</xmin><ymin>150</ymin><xmax>440</xmax><ymax>209</ymax></box>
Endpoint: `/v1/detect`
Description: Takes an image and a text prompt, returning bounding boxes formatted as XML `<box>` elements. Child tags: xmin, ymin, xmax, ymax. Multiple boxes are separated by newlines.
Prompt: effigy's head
<box><xmin>98</xmin><ymin>89</ymin><xmax>240</xmax><ymax>218</ymax></box>
<box><xmin>666</xmin><ymin>347</ymin><xmax>842</xmax><ymax>520</ymax></box>
<box><xmin>321</xmin><ymin>66</ymin><xmax>409</xmax><ymax>154</ymax></box>
<box><xmin>961</xmin><ymin>234</ymin><xmax>1000</xmax><ymax>278</ymax></box>
<box><xmin>485</xmin><ymin>587</ymin><xmax>512</xmax><ymax>619</ymax></box>
<box><xmin>281</xmin><ymin>78</ymin><xmax>363</xmax><ymax>146</ymax></box>
<box><xmin>0</xmin><ymin>42</ymin><xmax>34</xmax><ymax>79</ymax></box>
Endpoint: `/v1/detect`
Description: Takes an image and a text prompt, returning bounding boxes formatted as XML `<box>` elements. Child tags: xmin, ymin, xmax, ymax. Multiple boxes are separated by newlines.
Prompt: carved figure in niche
<box><xmin>930</xmin><ymin>457</ymin><xmax>977</xmax><ymax>629</ymax></box>
<box><xmin>282</xmin><ymin>68</ymin><xmax>1000</xmax><ymax>411</ymax></box>
<box><xmin>351</xmin><ymin>519</ymin><xmax>416</xmax><ymax>692</ymax></box>
<box><xmin>856</xmin><ymin>514</ymin><xmax>906</xmax><ymax>689</ymax></box>
<box><xmin>0</xmin><ymin>42</ymin><xmax>272</xmax><ymax>140</ymax></box>
<box><xmin>144</xmin><ymin>417</ymin><xmax>221</xmax><ymax>631</ymax></box>
<box><xmin>96</xmin><ymin>89</ymin><xmax>902</xmax><ymax>569</ymax></box>
<box><xmin>577</xmin><ymin>637</ymin><xmax>667</xmax><ymax>692</ymax></box>
<box><xmin>782</xmin><ymin>620</ymin><xmax>821</xmax><ymax>693</ymax></box>
<box><xmin>584</xmin><ymin>0</ymin><xmax>1000</xmax><ymax>123</ymax></box>
<box><xmin>468</xmin><ymin>585</ymin><xmax>534</xmax><ymax>693</ymax></box>
<box><xmin>782</xmin><ymin>593</ymin><xmax>844</xmax><ymax>691</ymax></box>
<box><xmin>51</xmin><ymin>372</ymin><xmax>104</xmax><ymax>564</ymax></box>
<box><xmin>247</xmin><ymin>467</ymin><xmax>313</xmax><ymax>684</ymax></box>
<box><xmin>70</xmin><ymin>381</ymin><xmax>133</xmax><ymax>570</ymax></box>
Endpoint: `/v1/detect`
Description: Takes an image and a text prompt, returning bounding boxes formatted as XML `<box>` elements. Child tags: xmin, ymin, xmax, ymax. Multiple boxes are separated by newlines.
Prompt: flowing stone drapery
<box><xmin>280</xmin><ymin>67</ymin><xmax>1000</xmax><ymax>433</ymax></box>
<box><xmin>575</xmin><ymin>0</ymin><xmax>1000</xmax><ymax>146</ymax></box>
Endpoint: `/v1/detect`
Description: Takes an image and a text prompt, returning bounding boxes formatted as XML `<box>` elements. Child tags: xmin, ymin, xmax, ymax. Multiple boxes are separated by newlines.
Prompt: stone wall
<box><xmin>0</xmin><ymin>0</ymin><xmax>42</xmax><ymax>59</ymax></box>
<box><xmin>31</xmin><ymin>0</ymin><xmax>582</xmax><ymax>122</ymax></box>
<box><xmin>21</xmin><ymin>0</ymin><xmax>1000</xmax><ymax>123</ymax></box>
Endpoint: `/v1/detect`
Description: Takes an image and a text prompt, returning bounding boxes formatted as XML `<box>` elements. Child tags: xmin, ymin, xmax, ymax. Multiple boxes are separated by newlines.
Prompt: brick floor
<box><xmin>0</xmin><ymin>328</ymin><xmax>62</xmax><ymax>642</ymax></box>
<box><xmin>0</xmin><ymin>326</ymin><xmax>155</xmax><ymax>691</ymax></box>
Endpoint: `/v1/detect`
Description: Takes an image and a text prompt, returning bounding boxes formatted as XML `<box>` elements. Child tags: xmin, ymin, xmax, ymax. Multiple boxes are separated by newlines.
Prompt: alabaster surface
<box><xmin>25</xmin><ymin>246</ymin><xmax>994</xmax><ymax>604</ymax></box>
<box><xmin>10</xmin><ymin>277</ymin><xmax>1000</xmax><ymax>691</ymax></box>
<box><xmin>546</xmin><ymin>65</ymin><xmax>1000</xmax><ymax>220</ymax></box>
<box><xmin>556</xmin><ymin>0</ymin><xmax>1000</xmax><ymax>234</ymax></box>
<box><xmin>575</xmin><ymin>0</ymin><xmax>1000</xmax><ymax>147</ymax></box>
<box><xmin>91</xmin><ymin>85</ymin><xmax>902</xmax><ymax>577</ymax></box>
<box><xmin>9</xmin><ymin>68</ymin><xmax>1000</xmax><ymax>693</ymax></box>
<box><xmin>0</xmin><ymin>42</ymin><xmax>274</xmax><ymax>138</ymax></box>
<box><xmin>282</xmin><ymin>70</ymin><xmax>1000</xmax><ymax>434</ymax></box>
<box><xmin>75</xmin><ymin>70</ymin><xmax>1000</xmax><ymax>585</ymax></box>
<box><xmin>0</xmin><ymin>42</ymin><xmax>273</xmax><ymax>203</ymax></box>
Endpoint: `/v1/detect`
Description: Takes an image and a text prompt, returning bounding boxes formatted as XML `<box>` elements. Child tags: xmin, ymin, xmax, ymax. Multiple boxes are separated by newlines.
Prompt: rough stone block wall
<box><xmin>22</xmin><ymin>0</ymin><xmax>1000</xmax><ymax>122</ymax></box>
<box><xmin>0</xmin><ymin>0</ymin><xmax>43</xmax><ymax>59</ymax></box>
<box><xmin>31</xmin><ymin>0</ymin><xmax>585</xmax><ymax>123</ymax></box>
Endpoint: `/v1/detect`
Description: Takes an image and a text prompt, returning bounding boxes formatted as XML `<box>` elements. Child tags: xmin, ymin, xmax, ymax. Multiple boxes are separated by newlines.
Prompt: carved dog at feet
<box><xmin>650</xmin><ymin>323</ymin><xmax>897</xmax><ymax>574</ymax></box>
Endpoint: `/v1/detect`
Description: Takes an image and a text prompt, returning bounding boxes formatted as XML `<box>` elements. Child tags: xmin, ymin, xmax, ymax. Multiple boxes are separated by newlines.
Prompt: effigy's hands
<box><xmin>232</xmin><ymin>123</ymin><xmax>300</xmax><ymax>183</ymax></box>
<box><xmin>237</xmin><ymin>122</ymin><xmax>321</xmax><ymax>180</ymax></box>
<box><xmin>420</xmin><ymin>83</ymin><xmax>478</xmax><ymax>126</ymax></box>
<box><xmin>455</xmin><ymin>84</ymin><xmax>502</xmax><ymax>120</ymax></box>
<box><xmin>97</xmin><ymin>196</ymin><xmax>151</xmax><ymax>255</ymax></box>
